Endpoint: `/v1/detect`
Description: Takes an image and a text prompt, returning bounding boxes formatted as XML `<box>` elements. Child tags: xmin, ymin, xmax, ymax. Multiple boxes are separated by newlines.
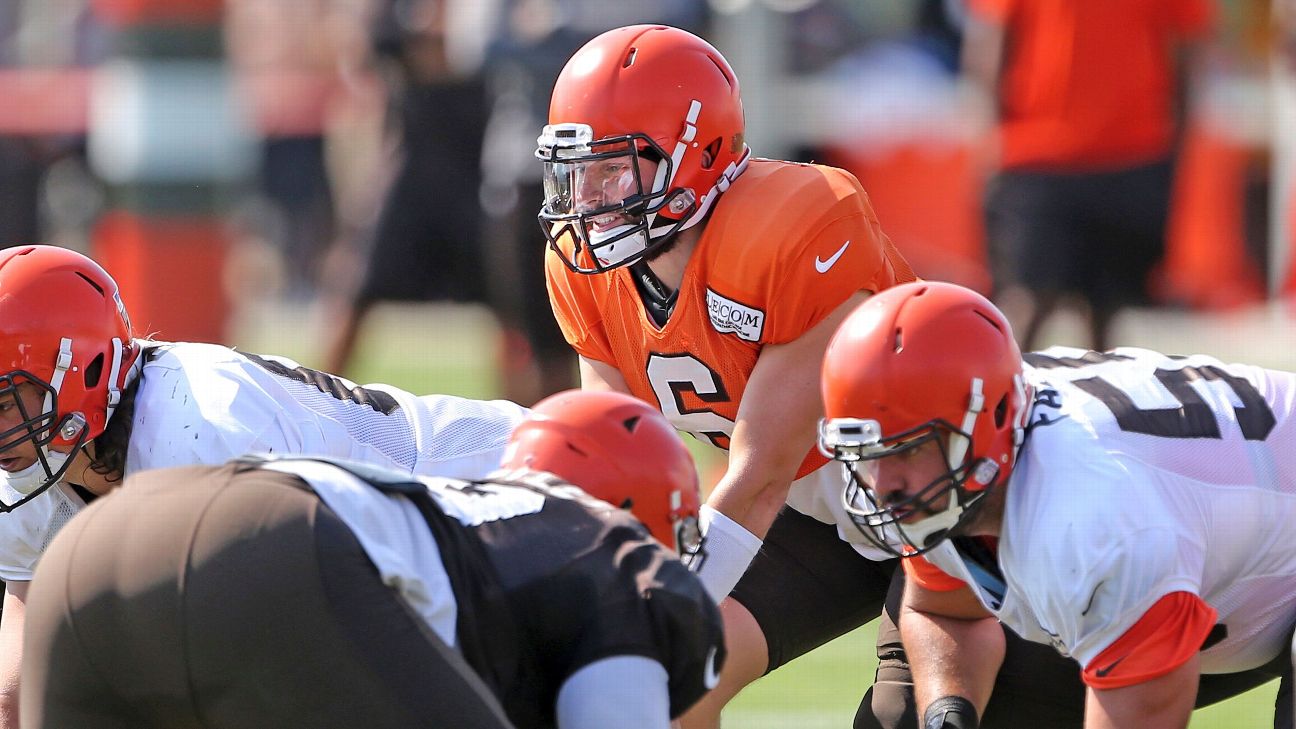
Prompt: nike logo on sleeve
<box><xmin>1094</xmin><ymin>655</ymin><xmax>1128</xmax><ymax>677</ymax></box>
<box><xmin>702</xmin><ymin>646</ymin><xmax>721</xmax><ymax>689</ymax></box>
<box><xmin>814</xmin><ymin>240</ymin><xmax>851</xmax><ymax>273</ymax></box>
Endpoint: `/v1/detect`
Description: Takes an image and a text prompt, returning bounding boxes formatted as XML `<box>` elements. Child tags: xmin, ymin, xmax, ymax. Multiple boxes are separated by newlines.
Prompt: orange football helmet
<box><xmin>502</xmin><ymin>389</ymin><xmax>702</xmax><ymax>558</ymax></box>
<box><xmin>537</xmin><ymin>24</ymin><xmax>749</xmax><ymax>273</ymax></box>
<box><xmin>0</xmin><ymin>245</ymin><xmax>141</xmax><ymax>509</ymax></box>
<box><xmin>817</xmin><ymin>282</ymin><xmax>1031</xmax><ymax>556</ymax></box>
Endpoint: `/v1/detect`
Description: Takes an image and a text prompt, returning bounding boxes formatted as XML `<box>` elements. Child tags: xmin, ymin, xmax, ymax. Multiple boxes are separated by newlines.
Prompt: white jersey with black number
<box><xmin>923</xmin><ymin>346</ymin><xmax>1296</xmax><ymax>675</ymax></box>
<box><xmin>0</xmin><ymin>342</ymin><xmax>529</xmax><ymax>581</ymax></box>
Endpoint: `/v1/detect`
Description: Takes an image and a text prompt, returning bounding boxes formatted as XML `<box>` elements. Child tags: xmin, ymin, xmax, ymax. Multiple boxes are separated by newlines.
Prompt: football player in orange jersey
<box><xmin>539</xmin><ymin>24</ymin><xmax>1086</xmax><ymax>729</ymax></box>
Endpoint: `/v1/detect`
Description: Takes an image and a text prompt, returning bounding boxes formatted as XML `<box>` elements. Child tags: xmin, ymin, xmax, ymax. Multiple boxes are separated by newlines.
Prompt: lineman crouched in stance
<box><xmin>21</xmin><ymin>390</ymin><xmax>722</xmax><ymax>729</ymax></box>
<box><xmin>0</xmin><ymin>244</ymin><xmax>530</xmax><ymax>726</ymax></box>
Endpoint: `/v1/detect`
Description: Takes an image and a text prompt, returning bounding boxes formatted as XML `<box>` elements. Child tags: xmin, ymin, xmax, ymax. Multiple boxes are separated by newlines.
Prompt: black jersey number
<box><xmin>645</xmin><ymin>354</ymin><xmax>735</xmax><ymax>449</ymax></box>
<box><xmin>1027</xmin><ymin>353</ymin><xmax>1274</xmax><ymax>441</ymax></box>
<box><xmin>245</xmin><ymin>352</ymin><xmax>400</xmax><ymax>415</ymax></box>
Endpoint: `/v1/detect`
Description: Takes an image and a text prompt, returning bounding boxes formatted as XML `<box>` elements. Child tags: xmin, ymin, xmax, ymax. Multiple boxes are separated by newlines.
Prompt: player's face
<box><xmin>572</xmin><ymin>154</ymin><xmax>658</xmax><ymax>228</ymax></box>
<box><xmin>0</xmin><ymin>382</ymin><xmax>45</xmax><ymax>471</ymax></box>
<box><xmin>870</xmin><ymin>438</ymin><xmax>951</xmax><ymax>522</ymax></box>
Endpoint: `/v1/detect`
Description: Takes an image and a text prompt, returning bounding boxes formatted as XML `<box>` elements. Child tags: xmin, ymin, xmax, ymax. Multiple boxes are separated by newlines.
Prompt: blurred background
<box><xmin>1</xmin><ymin>0</ymin><xmax>1292</xmax><ymax>725</ymax></box>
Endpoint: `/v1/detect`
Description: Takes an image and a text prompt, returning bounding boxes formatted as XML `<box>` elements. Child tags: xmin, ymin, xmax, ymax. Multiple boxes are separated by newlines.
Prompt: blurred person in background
<box><xmin>21</xmin><ymin>391</ymin><xmax>721</xmax><ymax>729</ymax></box>
<box><xmin>541</xmin><ymin>23</ymin><xmax>1095</xmax><ymax>729</ymax></box>
<box><xmin>963</xmin><ymin>0</ymin><xmax>1214</xmax><ymax>351</ymax></box>
<box><xmin>0</xmin><ymin>245</ymin><xmax>529</xmax><ymax>728</ymax></box>
<box><xmin>320</xmin><ymin>0</ymin><xmax>494</xmax><ymax>377</ymax></box>
<box><xmin>225</xmin><ymin>0</ymin><xmax>363</xmax><ymax>298</ymax></box>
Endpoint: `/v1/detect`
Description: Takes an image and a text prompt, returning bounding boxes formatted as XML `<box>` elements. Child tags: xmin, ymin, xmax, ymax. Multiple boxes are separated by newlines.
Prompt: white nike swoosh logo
<box><xmin>702</xmin><ymin>646</ymin><xmax>721</xmax><ymax>690</ymax></box>
<box><xmin>814</xmin><ymin>240</ymin><xmax>851</xmax><ymax>273</ymax></box>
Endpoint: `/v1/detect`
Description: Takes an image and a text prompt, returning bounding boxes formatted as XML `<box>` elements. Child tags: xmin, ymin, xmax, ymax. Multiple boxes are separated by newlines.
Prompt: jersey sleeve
<box><xmin>1081</xmin><ymin>591</ymin><xmax>1217</xmax><ymax>689</ymax></box>
<box><xmin>761</xmin><ymin>172</ymin><xmax>910</xmax><ymax>345</ymax></box>
<box><xmin>902</xmin><ymin>554</ymin><xmax>968</xmax><ymax>592</ymax></box>
<box><xmin>1033</xmin><ymin>525</ymin><xmax>1205</xmax><ymax>672</ymax></box>
<box><xmin>566</xmin><ymin>547</ymin><xmax>724</xmax><ymax>719</ymax></box>
<box><xmin>0</xmin><ymin>489</ymin><xmax>75</xmax><ymax>581</ymax></box>
<box><xmin>544</xmin><ymin>250</ymin><xmax>616</xmax><ymax>365</ymax></box>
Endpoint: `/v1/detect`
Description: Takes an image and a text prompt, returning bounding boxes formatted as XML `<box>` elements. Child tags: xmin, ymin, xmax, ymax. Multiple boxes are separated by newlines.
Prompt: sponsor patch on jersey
<box><xmin>706</xmin><ymin>288</ymin><xmax>764</xmax><ymax>342</ymax></box>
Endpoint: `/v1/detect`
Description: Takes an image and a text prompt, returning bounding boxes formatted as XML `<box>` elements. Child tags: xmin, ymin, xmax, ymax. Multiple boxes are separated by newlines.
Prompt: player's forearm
<box><xmin>0</xmin><ymin>688</ymin><xmax>16</xmax><ymax>729</ymax></box>
<box><xmin>1083</xmin><ymin>659</ymin><xmax>1198</xmax><ymax>729</ymax></box>
<box><xmin>902</xmin><ymin>607</ymin><xmax>1004</xmax><ymax>721</ymax></box>
<box><xmin>704</xmin><ymin>468</ymin><xmax>791</xmax><ymax>540</ymax></box>
<box><xmin>688</xmin><ymin>466</ymin><xmax>790</xmax><ymax>604</ymax></box>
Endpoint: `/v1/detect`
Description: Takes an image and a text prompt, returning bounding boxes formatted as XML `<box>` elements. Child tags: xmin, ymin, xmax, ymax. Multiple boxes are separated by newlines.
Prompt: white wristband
<box><xmin>694</xmin><ymin>505</ymin><xmax>763</xmax><ymax>604</ymax></box>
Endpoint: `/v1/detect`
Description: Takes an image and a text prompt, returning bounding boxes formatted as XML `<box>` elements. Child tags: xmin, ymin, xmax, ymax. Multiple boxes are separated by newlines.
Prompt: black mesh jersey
<box><xmin>322</xmin><ymin>461</ymin><xmax>724</xmax><ymax>729</ymax></box>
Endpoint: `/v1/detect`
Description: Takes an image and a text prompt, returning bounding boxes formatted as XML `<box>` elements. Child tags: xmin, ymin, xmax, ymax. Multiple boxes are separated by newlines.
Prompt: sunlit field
<box><xmin>238</xmin><ymin>300</ymin><xmax>1293</xmax><ymax>728</ymax></box>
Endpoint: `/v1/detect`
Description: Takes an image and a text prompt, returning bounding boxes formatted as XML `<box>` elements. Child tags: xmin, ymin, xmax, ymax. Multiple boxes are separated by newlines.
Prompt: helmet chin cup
<box><xmin>0</xmin><ymin>411</ymin><xmax>90</xmax><ymax>510</ymax></box>
<box><xmin>1</xmin><ymin>450</ymin><xmax>70</xmax><ymax>497</ymax></box>
<box><xmin>589</xmin><ymin>224</ymin><xmax>648</xmax><ymax>268</ymax></box>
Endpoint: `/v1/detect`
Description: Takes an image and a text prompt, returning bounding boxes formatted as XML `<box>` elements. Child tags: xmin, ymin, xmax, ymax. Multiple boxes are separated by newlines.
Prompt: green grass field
<box><xmin>239</xmin><ymin>300</ymin><xmax>1289</xmax><ymax>728</ymax></box>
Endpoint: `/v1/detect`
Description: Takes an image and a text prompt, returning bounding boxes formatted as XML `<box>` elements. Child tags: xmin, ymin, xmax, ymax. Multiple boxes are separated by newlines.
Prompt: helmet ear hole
<box><xmin>84</xmin><ymin>354</ymin><xmax>104</xmax><ymax>390</ymax></box>
<box><xmin>701</xmin><ymin>138</ymin><xmax>722</xmax><ymax>169</ymax></box>
<box><xmin>994</xmin><ymin>393</ymin><xmax>1009</xmax><ymax>428</ymax></box>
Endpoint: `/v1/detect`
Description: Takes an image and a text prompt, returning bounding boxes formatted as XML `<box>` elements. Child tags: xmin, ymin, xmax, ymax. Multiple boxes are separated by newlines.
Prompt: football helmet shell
<box><xmin>502</xmin><ymin>389</ymin><xmax>702</xmax><ymax>558</ymax></box>
<box><xmin>537</xmin><ymin>24</ymin><xmax>750</xmax><ymax>273</ymax></box>
<box><xmin>818</xmin><ymin>282</ymin><xmax>1030</xmax><ymax>556</ymax></box>
<box><xmin>0</xmin><ymin>245</ymin><xmax>142</xmax><ymax>509</ymax></box>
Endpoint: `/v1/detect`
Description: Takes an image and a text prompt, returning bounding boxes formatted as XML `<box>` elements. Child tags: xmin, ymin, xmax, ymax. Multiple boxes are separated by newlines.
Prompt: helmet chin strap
<box><xmin>898</xmin><ymin>504</ymin><xmax>966</xmax><ymax>552</ymax></box>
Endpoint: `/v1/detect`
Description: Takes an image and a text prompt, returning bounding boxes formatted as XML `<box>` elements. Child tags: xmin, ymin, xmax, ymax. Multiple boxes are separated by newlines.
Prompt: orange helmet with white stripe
<box><xmin>817</xmin><ymin>282</ymin><xmax>1031</xmax><ymax>556</ymax></box>
<box><xmin>537</xmin><ymin>25</ymin><xmax>749</xmax><ymax>273</ymax></box>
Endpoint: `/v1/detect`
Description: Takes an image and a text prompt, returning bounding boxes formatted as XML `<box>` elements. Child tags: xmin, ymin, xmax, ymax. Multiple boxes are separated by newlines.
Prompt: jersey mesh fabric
<box><xmin>39</xmin><ymin>490</ymin><xmax>80</xmax><ymax>553</ymax></box>
<box><xmin>268</xmin><ymin>376</ymin><xmax>420</xmax><ymax>468</ymax></box>
<box><xmin>546</xmin><ymin>159</ymin><xmax>915</xmax><ymax>479</ymax></box>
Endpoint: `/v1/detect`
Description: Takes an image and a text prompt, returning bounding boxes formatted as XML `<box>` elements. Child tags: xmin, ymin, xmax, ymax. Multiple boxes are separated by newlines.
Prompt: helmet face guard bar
<box><xmin>0</xmin><ymin>371</ymin><xmax>59</xmax><ymax>454</ymax></box>
<box><xmin>0</xmin><ymin>370</ymin><xmax>88</xmax><ymax>513</ymax></box>
<box><xmin>820</xmin><ymin>417</ymin><xmax>985</xmax><ymax>557</ymax></box>
<box><xmin>537</xmin><ymin>125</ymin><xmax>688</xmax><ymax>274</ymax></box>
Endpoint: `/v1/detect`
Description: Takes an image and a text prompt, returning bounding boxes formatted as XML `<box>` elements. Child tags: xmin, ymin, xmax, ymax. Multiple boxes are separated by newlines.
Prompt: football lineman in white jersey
<box><xmin>819</xmin><ymin>281</ymin><xmax>1296</xmax><ymax>729</ymax></box>
<box><xmin>0</xmin><ymin>245</ymin><xmax>530</xmax><ymax>728</ymax></box>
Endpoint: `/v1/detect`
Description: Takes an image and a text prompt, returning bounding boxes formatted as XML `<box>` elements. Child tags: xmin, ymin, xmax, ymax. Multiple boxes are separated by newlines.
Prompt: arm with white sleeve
<box><xmin>556</xmin><ymin>656</ymin><xmax>672</xmax><ymax>729</ymax></box>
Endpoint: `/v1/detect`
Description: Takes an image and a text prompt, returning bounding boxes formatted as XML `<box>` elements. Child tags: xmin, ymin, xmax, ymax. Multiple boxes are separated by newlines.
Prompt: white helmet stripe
<box><xmin>47</xmin><ymin>338</ymin><xmax>73</xmax><ymax>399</ymax></box>
<box><xmin>948</xmin><ymin>377</ymin><xmax>984</xmax><ymax>469</ymax></box>
<box><xmin>1011</xmin><ymin>373</ymin><xmax>1028</xmax><ymax>448</ymax></box>
<box><xmin>662</xmin><ymin>99</ymin><xmax>701</xmax><ymax>191</ymax></box>
<box><xmin>681</xmin><ymin>147</ymin><xmax>750</xmax><ymax>230</ymax></box>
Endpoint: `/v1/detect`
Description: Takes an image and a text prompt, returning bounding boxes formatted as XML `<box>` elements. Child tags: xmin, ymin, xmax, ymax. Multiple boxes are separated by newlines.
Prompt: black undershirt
<box><xmin>67</xmin><ymin>481</ymin><xmax>98</xmax><ymax>504</ymax></box>
<box><xmin>629</xmin><ymin>261</ymin><xmax>678</xmax><ymax>328</ymax></box>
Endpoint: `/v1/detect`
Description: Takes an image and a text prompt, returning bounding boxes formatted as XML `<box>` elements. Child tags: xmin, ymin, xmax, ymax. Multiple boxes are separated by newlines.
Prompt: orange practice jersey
<box><xmin>546</xmin><ymin>158</ymin><xmax>916</xmax><ymax>478</ymax></box>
